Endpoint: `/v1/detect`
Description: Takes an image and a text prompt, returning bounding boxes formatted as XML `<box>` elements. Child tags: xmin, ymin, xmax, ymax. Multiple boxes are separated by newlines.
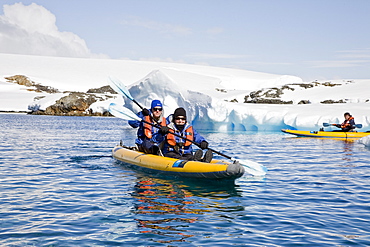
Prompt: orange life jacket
<box><xmin>341</xmin><ymin>116</ymin><xmax>354</xmax><ymax>128</ymax></box>
<box><xmin>167</xmin><ymin>125</ymin><xmax>194</xmax><ymax>147</ymax></box>
<box><xmin>143</xmin><ymin>116</ymin><xmax>167</xmax><ymax>139</ymax></box>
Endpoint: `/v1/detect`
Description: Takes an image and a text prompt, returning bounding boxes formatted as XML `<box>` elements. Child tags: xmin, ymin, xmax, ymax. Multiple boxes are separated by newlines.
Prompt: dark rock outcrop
<box><xmin>320</xmin><ymin>99</ymin><xmax>346</xmax><ymax>104</ymax></box>
<box><xmin>243</xmin><ymin>80</ymin><xmax>346</xmax><ymax>104</ymax></box>
<box><xmin>5</xmin><ymin>75</ymin><xmax>33</xmax><ymax>86</ymax></box>
<box><xmin>245</xmin><ymin>98</ymin><xmax>293</xmax><ymax>104</ymax></box>
<box><xmin>298</xmin><ymin>100</ymin><xmax>310</xmax><ymax>104</ymax></box>
<box><xmin>3</xmin><ymin>75</ymin><xmax>116</xmax><ymax>116</ymax></box>
<box><xmin>86</xmin><ymin>85</ymin><xmax>117</xmax><ymax>94</ymax></box>
<box><xmin>30</xmin><ymin>92</ymin><xmax>113</xmax><ymax>116</ymax></box>
<box><xmin>5</xmin><ymin>75</ymin><xmax>60</xmax><ymax>93</ymax></box>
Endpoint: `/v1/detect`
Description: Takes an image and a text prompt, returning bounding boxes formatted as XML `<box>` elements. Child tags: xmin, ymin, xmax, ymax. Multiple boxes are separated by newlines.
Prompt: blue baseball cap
<box><xmin>151</xmin><ymin>100</ymin><xmax>163</xmax><ymax>109</ymax></box>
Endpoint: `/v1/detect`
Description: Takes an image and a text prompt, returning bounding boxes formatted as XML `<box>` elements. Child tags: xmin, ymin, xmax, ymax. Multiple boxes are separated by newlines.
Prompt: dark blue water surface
<box><xmin>1</xmin><ymin>114</ymin><xmax>369</xmax><ymax>246</ymax></box>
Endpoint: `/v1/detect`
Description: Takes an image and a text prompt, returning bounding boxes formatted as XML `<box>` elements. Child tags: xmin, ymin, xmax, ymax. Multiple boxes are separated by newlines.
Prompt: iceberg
<box><xmin>358</xmin><ymin>136</ymin><xmax>370</xmax><ymax>147</ymax></box>
<box><xmin>121</xmin><ymin>69</ymin><xmax>370</xmax><ymax>131</ymax></box>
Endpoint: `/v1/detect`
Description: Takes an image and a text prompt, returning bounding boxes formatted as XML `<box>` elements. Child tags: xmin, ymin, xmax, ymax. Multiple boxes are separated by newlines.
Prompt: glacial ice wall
<box><xmin>122</xmin><ymin>70</ymin><xmax>370</xmax><ymax>132</ymax></box>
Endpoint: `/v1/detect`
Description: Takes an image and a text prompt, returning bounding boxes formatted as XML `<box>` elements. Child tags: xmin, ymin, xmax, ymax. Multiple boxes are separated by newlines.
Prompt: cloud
<box><xmin>120</xmin><ymin>16</ymin><xmax>192</xmax><ymax>36</ymax></box>
<box><xmin>309</xmin><ymin>60</ymin><xmax>369</xmax><ymax>68</ymax></box>
<box><xmin>0</xmin><ymin>3</ymin><xmax>107</xmax><ymax>58</ymax></box>
<box><xmin>336</xmin><ymin>49</ymin><xmax>370</xmax><ymax>59</ymax></box>
<box><xmin>206</xmin><ymin>27</ymin><xmax>224</xmax><ymax>35</ymax></box>
<box><xmin>308</xmin><ymin>49</ymin><xmax>370</xmax><ymax>68</ymax></box>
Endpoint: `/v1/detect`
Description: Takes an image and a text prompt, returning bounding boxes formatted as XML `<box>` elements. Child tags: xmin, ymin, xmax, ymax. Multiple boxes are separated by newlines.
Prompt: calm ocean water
<box><xmin>1</xmin><ymin>114</ymin><xmax>369</xmax><ymax>246</ymax></box>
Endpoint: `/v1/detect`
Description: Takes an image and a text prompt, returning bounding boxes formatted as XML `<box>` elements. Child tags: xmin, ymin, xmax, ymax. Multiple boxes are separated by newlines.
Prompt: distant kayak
<box><xmin>112</xmin><ymin>145</ymin><xmax>245</xmax><ymax>180</ymax></box>
<box><xmin>281</xmin><ymin>129</ymin><xmax>370</xmax><ymax>139</ymax></box>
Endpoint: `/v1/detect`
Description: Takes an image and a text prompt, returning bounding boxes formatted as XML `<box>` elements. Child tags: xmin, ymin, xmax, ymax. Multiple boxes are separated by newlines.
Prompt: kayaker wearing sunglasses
<box><xmin>128</xmin><ymin>99</ymin><xmax>168</xmax><ymax>154</ymax></box>
<box><xmin>160</xmin><ymin>107</ymin><xmax>213</xmax><ymax>163</ymax></box>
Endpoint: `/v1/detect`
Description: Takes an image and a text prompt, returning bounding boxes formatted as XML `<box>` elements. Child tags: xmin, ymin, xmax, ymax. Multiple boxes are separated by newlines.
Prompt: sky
<box><xmin>1</xmin><ymin>0</ymin><xmax>370</xmax><ymax>81</ymax></box>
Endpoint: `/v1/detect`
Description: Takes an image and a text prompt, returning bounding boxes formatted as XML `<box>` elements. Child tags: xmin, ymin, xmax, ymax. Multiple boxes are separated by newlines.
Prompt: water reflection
<box><xmin>130</xmin><ymin>176</ymin><xmax>242</xmax><ymax>244</ymax></box>
<box><xmin>283</xmin><ymin>136</ymin><xmax>356</xmax><ymax>162</ymax></box>
<box><xmin>341</xmin><ymin>140</ymin><xmax>354</xmax><ymax>162</ymax></box>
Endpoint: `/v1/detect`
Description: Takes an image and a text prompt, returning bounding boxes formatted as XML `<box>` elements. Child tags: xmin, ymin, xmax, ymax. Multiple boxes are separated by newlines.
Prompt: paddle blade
<box><xmin>324</xmin><ymin>122</ymin><xmax>363</xmax><ymax>128</ymax></box>
<box><xmin>108</xmin><ymin>76</ymin><xmax>134</xmax><ymax>100</ymax></box>
<box><xmin>108</xmin><ymin>103</ymin><xmax>141</xmax><ymax>121</ymax></box>
<box><xmin>237</xmin><ymin>159</ymin><xmax>267</xmax><ymax>176</ymax></box>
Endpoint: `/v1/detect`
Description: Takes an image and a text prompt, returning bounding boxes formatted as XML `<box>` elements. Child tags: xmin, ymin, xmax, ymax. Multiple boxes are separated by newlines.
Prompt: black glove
<box><xmin>142</xmin><ymin>108</ymin><xmax>150</xmax><ymax>116</ymax></box>
<box><xmin>159</xmin><ymin>126</ymin><xmax>169</xmax><ymax>134</ymax></box>
<box><xmin>199</xmin><ymin>141</ymin><xmax>208</xmax><ymax>150</ymax></box>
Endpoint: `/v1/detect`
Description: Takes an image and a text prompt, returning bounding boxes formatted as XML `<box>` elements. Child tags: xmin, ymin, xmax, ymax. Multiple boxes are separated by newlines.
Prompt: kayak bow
<box><xmin>281</xmin><ymin>129</ymin><xmax>370</xmax><ymax>139</ymax></box>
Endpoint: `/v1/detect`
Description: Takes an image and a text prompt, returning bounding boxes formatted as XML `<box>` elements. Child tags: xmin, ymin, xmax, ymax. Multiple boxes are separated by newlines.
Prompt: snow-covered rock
<box><xmin>1</xmin><ymin>53</ymin><xmax>369</xmax><ymax>132</ymax></box>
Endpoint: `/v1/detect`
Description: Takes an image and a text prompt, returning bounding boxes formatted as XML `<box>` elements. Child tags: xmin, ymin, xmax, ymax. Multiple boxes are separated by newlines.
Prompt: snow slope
<box><xmin>1</xmin><ymin>53</ymin><xmax>369</xmax><ymax>133</ymax></box>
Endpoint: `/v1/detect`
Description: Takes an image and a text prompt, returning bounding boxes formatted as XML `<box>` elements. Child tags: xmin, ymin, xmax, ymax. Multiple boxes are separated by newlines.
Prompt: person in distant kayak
<box><xmin>160</xmin><ymin>107</ymin><xmax>213</xmax><ymax>162</ymax></box>
<box><xmin>128</xmin><ymin>99</ymin><xmax>167</xmax><ymax>154</ymax></box>
<box><xmin>332</xmin><ymin>112</ymin><xmax>356</xmax><ymax>132</ymax></box>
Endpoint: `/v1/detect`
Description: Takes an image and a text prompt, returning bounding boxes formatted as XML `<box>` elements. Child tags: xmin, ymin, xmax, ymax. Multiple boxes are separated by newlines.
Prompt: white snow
<box><xmin>1</xmin><ymin>53</ymin><xmax>369</xmax><ymax>134</ymax></box>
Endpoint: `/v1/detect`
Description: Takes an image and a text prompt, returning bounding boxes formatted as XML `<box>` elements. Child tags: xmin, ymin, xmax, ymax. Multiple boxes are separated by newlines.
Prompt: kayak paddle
<box><xmin>108</xmin><ymin>103</ymin><xmax>267</xmax><ymax>176</ymax></box>
<box><xmin>323</xmin><ymin>123</ymin><xmax>363</xmax><ymax>128</ymax></box>
<box><xmin>108</xmin><ymin>76</ymin><xmax>144</xmax><ymax>110</ymax></box>
<box><xmin>108</xmin><ymin>76</ymin><xmax>164</xmax><ymax>127</ymax></box>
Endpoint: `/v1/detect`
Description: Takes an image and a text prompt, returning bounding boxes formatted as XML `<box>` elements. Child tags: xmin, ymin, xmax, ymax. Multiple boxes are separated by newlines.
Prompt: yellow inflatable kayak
<box><xmin>281</xmin><ymin>129</ymin><xmax>370</xmax><ymax>139</ymax></box>
<box><xmin>112</xmin><ymin>145</ymin><xmax>245</xmax><ymax>179</ymax></box>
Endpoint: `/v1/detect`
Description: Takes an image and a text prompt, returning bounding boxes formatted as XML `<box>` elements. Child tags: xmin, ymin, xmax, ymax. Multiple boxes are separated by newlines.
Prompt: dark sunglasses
<box><xmin>152</xmin><ymin>108</ymin><xmax>163</xmax><ymax>111</ymax></box>
<box><xmin>175</xmin><ymin>117</ymin><xmax>186</xmax><ymax>120</ymax></box>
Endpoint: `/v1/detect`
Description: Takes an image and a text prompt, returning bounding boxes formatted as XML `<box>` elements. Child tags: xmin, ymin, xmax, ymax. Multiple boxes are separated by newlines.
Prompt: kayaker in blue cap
<box><xmin>160</xmin><ymin>107</ymin><xmax>213</xmax><ymax>162</ymax></box>
<box><xmin>128</xmin><ymin>99</ymin><xmax>167</xmax><ymax>154</ymax></box>
<box><xmin>332</xmin><ymin>112</ymin><xmax>356</xmax><ymax>132</ymax></box>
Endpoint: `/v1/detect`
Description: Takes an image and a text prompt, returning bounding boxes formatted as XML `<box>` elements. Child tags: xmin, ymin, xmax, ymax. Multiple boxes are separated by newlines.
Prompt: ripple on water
<box><xmin>1</xmin><ymin>115</ymin><xmax>370</xmax><ymax>246</ymax></box>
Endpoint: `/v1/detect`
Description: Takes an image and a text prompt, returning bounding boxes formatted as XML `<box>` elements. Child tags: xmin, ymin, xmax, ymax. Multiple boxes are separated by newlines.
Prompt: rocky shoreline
<box><xmin>4</xmin><ymin>75</ymin><xmax>360</xmax><ymax>117</ymax></box>
<box><xmin>5</xmin><ymin>75</ymin><xmax>116</xmax><ymax>117</ymax></box>
<box><xmin>29</xmin><ymin>91</ymin><xmax>114</xmax><ymax>117</ymax></box>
